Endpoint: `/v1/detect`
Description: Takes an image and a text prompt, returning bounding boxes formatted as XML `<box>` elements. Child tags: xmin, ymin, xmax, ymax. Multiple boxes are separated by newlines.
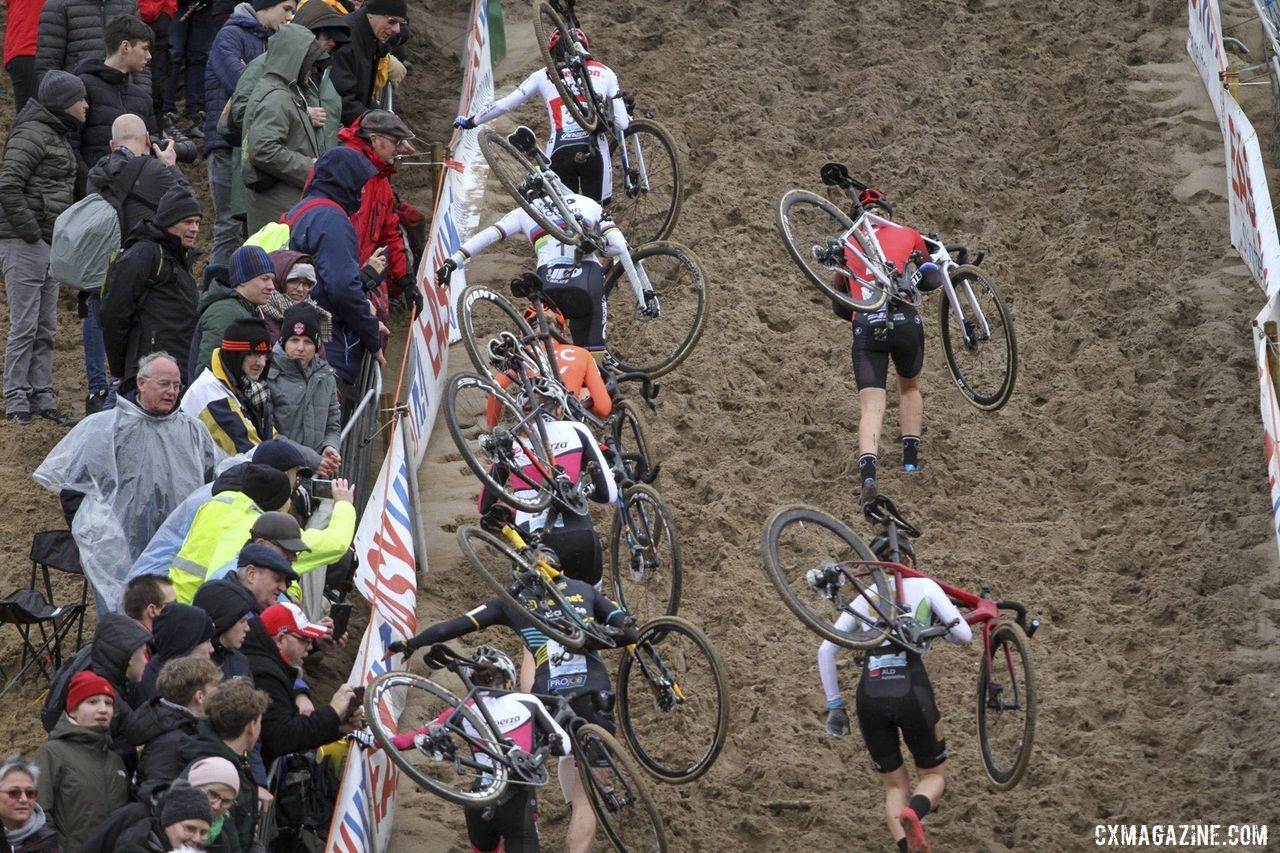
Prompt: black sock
<box><xmin>909</xmin><ymin>794</ymin><xmax>931</xmax><ymax>820</ymax></box>
<box><xmin>902</xmin><ymin>436</ymin><xmax>921</xmax><ymax>467</ymax></box>
<box><xmin>858</xmin><ymin>453</ymin><xmax>878</xmax><ymax>483</ymax></box>
<box><xmin>897</xmin><ymin>839</ymin><xmax>908</xmax><ymax>853</ymax></box>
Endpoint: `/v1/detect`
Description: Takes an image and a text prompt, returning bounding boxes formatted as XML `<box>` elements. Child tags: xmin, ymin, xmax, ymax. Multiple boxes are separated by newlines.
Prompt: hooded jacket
<box><xmin>74</xmin><ymin>56</ymin><xmax>158</xmax><ymax>166</ymax></box>
<box><xmin>86</xmin><ymin>146</ymin><xmax>192</xmax><ymax>239</ymax></box>
<box><xmin>0</xmin><ymin>98</ymin><xmax>78</xmax><ymax>243</ymax></box>
<box><xmin>243</xmin><ymin>635</ymin><xmax>342</xmax><ymax>764</ymax></box>
<box><xmin>190</xmin><ymin>580</ymin><xmax>254</xmax><ymax>681</ymax></box>
<box><xmin>123</xmin><ymin>697</ymin><xmax>201</xmax><ymax>798</ymax></box>
<box><xmin>192</xmin><ymin>280</ymin><xmax>261</xmax><ymax>379</ymax></box>
<box><xmin>134</xmin><ymin>603</ymin><xmax>216</xmax><ymax>702</ymax></box>
<box><xmin>286</xmin><ymin>147</ymin><xmax>379</xmax><ymax>383</ymax></box>
<box><xmin>204</xmin><ymin>3</ymin><xmax>274</xmax><ymax>154</ymax></box>
<box><xmin>243</xmin><ymin>23</ymin><xmax>326</xmax><ymax>233</ymax></box>
<box><xmin>1</xmin><ymin>801</ymin><xmax>62</xmax><ymax>852</ymax></box>
<box><xmin>33</xmin><ymin>716</ymin><xmax>130</xmax><ymax>850</ymax></box>
<box><xmin>99</xmin><ymin>219</ymin><xmax>200</xmax><ymax>387</ymax></box>
<box><xmin>88</xmin><ymin>612</ymin><xmax>152</xmax><ymax>711</ymax></box>
<box><xmin>267</xmin><ymin>341</ymin><xmax>341</xmax><ymax>455</ymax></box>
<box><xmin>176</xmin><ymin>719</ymin><xmax>258</xmax><ymax>849</ymax></box>
<box><xmin>339</xmin><ymin>113</ymin><xmax>409</xmax><ymax>289</ymax></box>
<box><xmin>35</xmin><ymin>0</ymin><xmax>142</xmax><ymax>77</ymax></box>
<box><xmin>329</xmin><ymin>9</ymin><xmax>389</xmax><ymax>124</ymax></box>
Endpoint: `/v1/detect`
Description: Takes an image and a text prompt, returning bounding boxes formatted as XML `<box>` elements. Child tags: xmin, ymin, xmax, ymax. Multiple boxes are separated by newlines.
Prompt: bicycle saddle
<box><xmin>510</xmin><ymin>271</ymin><xmax>546</xmax><ymax>299</ymax></box>
<box><xmin>863</xmin><ymin>494</ymin><xmax>922</xmax><ymax>538</ymax></box>
<box><xmin>819</xmin><ymin>161</ymin><xmax>850</xmax><ymax>187</ymax></box>
<box><xmin>508</xmin><ymin>125</ymin><xmax>538</xmax><ymax>154</ymax></box>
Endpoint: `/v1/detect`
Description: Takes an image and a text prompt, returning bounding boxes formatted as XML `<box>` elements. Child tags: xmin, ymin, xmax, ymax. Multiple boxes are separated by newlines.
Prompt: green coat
<box><xmin>0</xmin><ymin>99</ymin><xmax>78</xmax><ymax>243</ymax></box>
<box><xmin>242</xmin><ymin>23</ymin><xmax>330</xmax><ymax>233</ymax></box>
<box><xmin>194</xmin><ymin>280</ymin><xmax>258</xmax><ymax>376</ymax></box>
<box><xmin>33</xmin><ymin>715</ymin><xmax>130</xmax><ymax>850</ymax></box>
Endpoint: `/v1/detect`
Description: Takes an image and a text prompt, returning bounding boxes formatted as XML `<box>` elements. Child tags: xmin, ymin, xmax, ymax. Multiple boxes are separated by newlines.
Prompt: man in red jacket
<box><xmin>3</xmin><ymin>0</ymin><xmax>44</xmax><ymax>110</ymax></box>
<box><xmin>338</xmin><ymin>108</ymin><xmax>421</xmax><ymax>319</ymax></box>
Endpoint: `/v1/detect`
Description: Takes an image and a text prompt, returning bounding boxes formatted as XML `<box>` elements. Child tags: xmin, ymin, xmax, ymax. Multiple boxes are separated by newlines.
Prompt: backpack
<box><xmin>262</xmin><ymin>752</ymin><xmax>340</xmax><ymax>852</ymax></box>
<box><xmin>244</xmin><ymin>198</ymin><xmax>344</xmax><ymax>254</ymax></box>
<box><xmin>50</xmin><ymin>157</ymin><xmax>147</xmax><ymax>291</ymax></box>
<box><xmin>41</xmin><ymin>644</ymin><xmax>93</xmax><ymax>732</ymax></box>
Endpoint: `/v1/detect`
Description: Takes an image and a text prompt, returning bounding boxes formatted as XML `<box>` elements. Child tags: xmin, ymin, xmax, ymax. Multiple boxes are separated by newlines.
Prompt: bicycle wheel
<box><xmin>761</xmin><ymin>506</ymin><xmax>892</xmax><ymax>650</ymax></box>
<box><xmin>574</xmin><ymin>723</ymin><xmax>668</xmax><ymax>851</ymax></box>
<box><xmin>938</xmin><ymin>265</ymin><xmax>1017</xmax><ymax>411</ymax></box>
<box><xmin>776</xmin><ymin>189</ymin><xmax>889</xmax><ymax>314</ymax></box>
<box><xmin>616</xmin><ymin>616</ymin><xmax>728</xmax><ymax>784</ymax></box>
<box><xmin>364</xmin><ymin>671</ymin><xmax>508</xmax><ymax>807</ymax></box>
<box><xmin>479</xmin><ymin>128</ymin><xmax>581</xmax><ymax>246</ymax></box>
<box><xmin>608</xmin><ymin>484</ymin><xmax>681</xmax><ymax>621</ymax></box>
<box><xmin>534</xmin><ymin>2</ymin><xmax>600</xmax><ymax>133</ymax></box>
<box><xmin>458</xmin><ymin>282</ymin><xmax>549</xmax><ymax>387</ymax></box>
<box><xmin>609</xmin><ymin>119</ymin><xmax>682</xmax><ymax>246</ymax></box>
<box><xmin>444</xmin><ymin>372</ymin><xmax>555</xmax><ymax>513</ymax></box>
<box><xmin>603</xmin><ymin>241</ymin><xmax>707</xmax><ymax>378</ymax></box>
<box><xmin>456</xmin><ymin>525</ymin><xmax>587</xmax><ymax>649</ymax></box>
<box><xmin>610</xmin><ymin>399</ymin><xmax>655</xmax><ymax>485</ymax></box>
<box><xmin>976</xmin><ymin>623</ymin><xmax>1036</xmax><ymax>790</ymax></box>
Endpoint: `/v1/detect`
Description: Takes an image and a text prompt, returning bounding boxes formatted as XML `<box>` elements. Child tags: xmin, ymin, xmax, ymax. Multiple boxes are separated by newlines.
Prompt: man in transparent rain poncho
<box><xmin>34</xmin><ymin>352</ymin><xmax>224</xmax><ymax>615</ymax></box>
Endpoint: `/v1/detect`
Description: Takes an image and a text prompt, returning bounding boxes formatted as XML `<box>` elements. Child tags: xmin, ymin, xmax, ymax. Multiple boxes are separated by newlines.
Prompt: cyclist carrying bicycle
<box><xmin>454</xmin><ymin>26</ymin><xmax>629</xmax><ymax>204</ymax></box>
<box><xmin>385</xmin><ymin>557</ymin><xmax>640</xmax><ymax>853</ymax></box>
<box><xmin>835</xmin><ymin>189</ymin><xmax>946</xmax><ymax>504</ymax></box>
<box><xmin>389</xmin><ymin>646</ymin><xmax>571</xmax><ymax>853</ymax></box>
<box><xmin>436</xmin><ymin>190</ymin><xmax>651</xmax><ymax>357</ymax></box>
<box><xmin>485</xmin><ymin>305</ymin><xmax>613</xmax><ymax>427</ymax></box>
<box><xmin>816</xmin><ymin>557</ymin><xmax>971</xmax><ymax>853</ymax></box>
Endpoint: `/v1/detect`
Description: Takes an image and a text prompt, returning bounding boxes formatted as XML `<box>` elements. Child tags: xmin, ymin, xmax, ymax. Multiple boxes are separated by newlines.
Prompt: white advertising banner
<box><xmin>1222</xmin><ymin>97</ymin><xmax>1280</xmax><ymax>296</ymax></box>
<box><xmin>1187</xmin><ymin>0</ymin><xmax>1227</xmax><ymax>123</ymax></box>
<box><xmin>1254</xmin><ymin>293</ymin><xmax>1280</xmax><ymax>561</ymax></box>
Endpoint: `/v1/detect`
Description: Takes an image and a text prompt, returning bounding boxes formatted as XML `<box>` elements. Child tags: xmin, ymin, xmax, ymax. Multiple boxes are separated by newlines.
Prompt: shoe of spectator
<box><xmin>6</xmin><ymin>412</ymin><xmax>31</xmax><ymax>425</ymax></box>
<box><xmin>85</xmin><ymin>391</ymin><xmax>107</xmax><ymax>416</ymax></box>
<box><xmin>163</xmin><ymin>111</ymin><xmax>184</xmax><ymax>137</ymax></box>
<box><xmin>185</xmin><ymin>111</ymin><xmax>205</xmax><ymax>140</ymax></box>
<box><xmin>37</xmin><ymin>408</ymin><xmax>73</xmax><ymax>426</ymax></box>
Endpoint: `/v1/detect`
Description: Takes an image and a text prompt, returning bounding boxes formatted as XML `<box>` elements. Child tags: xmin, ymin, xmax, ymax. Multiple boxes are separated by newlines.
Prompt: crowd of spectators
<box><xmin>1</xmin><ymin>0</ymin><xmax>426</xmax><ymax>844</ymax></box>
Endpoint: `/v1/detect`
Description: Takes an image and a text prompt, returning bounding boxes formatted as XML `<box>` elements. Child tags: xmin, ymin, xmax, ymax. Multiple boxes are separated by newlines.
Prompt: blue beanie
<box><xmin>230</xmin><ymin>246</ymin><xmax>274</xmax><ymax>288</ymax></box>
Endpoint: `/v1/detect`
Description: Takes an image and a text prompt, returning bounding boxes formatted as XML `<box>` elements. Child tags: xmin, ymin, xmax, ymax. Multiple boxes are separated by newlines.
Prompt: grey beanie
<box><xmin>37</xmin><ymin>70</ymin><xmax>86</xmax><ymax>112</ymax></box>
<box><xmin>161</xmin><ymin>781</ymin><xmax>213</xmax><ymax>828</ymax></box>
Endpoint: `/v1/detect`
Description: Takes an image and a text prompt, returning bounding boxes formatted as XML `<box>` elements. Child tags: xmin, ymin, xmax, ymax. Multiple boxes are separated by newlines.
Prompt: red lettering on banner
<box><xmin>361</xmin><ymin>516</ymin><xmax>417</xmax><ymax>635</ymax></box>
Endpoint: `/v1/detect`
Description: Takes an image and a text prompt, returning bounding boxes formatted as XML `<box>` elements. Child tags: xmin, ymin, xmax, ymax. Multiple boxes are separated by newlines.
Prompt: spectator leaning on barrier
<box><xmin>100</xmin><ymin>188</ymin><xmax>204</xmax><ymax>392</ymax></box>
<box><xmin>193</xmin><ymin>245</ymin><xmax>276</xmax><ymax>377</ymax></box>
<box><xmin>268</xmin><ymin>303</ymin><xmax>342</xmax><ymax>474</ymax></box>
<box><xmin>176</xmin><ymin>678</ymin><xmax>267</xmax><ymax>846</ymax></box>
<box><xmin>330</xmin><ymin>0</ymin><xmax>405</xmax><ymax>124</ymax></box>
<box><xmin>33</xmin><ymin>352</ymin><xmax>223</xmax><ymax>615</ymax></box>
<box><xmin>34</xmin><ymin>672</ymin><xmax>130</xmax><ymax>851</ymax></box>
<box><xmin>0</xmin><ymin>754</ymin><xmax>62</xmax><ymax>852</ymax></box>
<box><xmin>204</xmin><ymin>0</ymin><xmax>297</xmax><ymax>267</ymax></box>
<box><xmin>242</xmin><ymin>22</ymin><xmax>328</xmax><ymax>233</ymax></box>
<box><xmin>3</xmin><ymin>0</ymin><xmax>44</xmax><ymax>112</ymax></box>
<box><xmin>184</xmin><ymin>318</ymin><xmax>278</xmax><ymax>454</ymax></box>
<box><xmin>340</xmin><ymin>108</ymin><xmax>421</xmax><ymax>318</ymax></box>
<box><xmin>125</xmin><ymin>657</ymin><xmax>223</xmax><ymax>799</ymax></box>
<box><xmin>75</xmin><ymin>15</ymin><xmax>157</xmax><ymax>167</ymax></box>
<box><xmin>35</xmin><ymin>0</ymin><xmax>142</xmax><ymax>78</ymax></box>
<box><xmin>0</xmin><ymin>71</ymin><xmax>86</xmax><ymax>427</ymax></box>
<box><xmin>285</xmin><ymin>146</ymin><xmax>382</xmax><ymax>387</ymax></box>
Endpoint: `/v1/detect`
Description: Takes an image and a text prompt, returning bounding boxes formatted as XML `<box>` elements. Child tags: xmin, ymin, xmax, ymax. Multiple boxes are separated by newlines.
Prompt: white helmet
<box><xmin>470</xmin><ymin>646</ymin><xmax>516</xmax><ymax>689</ymax></box>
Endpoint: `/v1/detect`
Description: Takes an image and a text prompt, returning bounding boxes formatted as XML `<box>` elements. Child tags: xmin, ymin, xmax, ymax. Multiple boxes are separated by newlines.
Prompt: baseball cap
<box><xmin>248</xmin><ymin>512</ymin><xmax>311</xmax><ymax>553</ymax></box>
<box><xmin>260</xmin><ymin>601</ymin><xmax>329</xmax><ymax>640</ymax></box>
<box><xmin>237</xmin><ymin>542</ymin><xmax>300</xmax><ymax>583</ymax></box>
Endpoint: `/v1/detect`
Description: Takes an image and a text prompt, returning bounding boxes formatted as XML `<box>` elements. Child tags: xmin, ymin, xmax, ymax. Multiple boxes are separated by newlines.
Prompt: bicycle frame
<box><xmin>921</xmin><ymin>235</ymin><xmax>994</xmax><ymax>345</ymax></box>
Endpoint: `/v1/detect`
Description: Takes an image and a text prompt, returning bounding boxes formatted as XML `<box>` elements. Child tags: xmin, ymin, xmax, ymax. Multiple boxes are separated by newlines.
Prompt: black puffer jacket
<box><xmin>99</xmin><ymin>220</ymin><xmax>200</xmax><ymax>388</ymax></box>
<box><xmin>87</xmin><ymin>147</ymin><xmax>192</xmax><ymax>238</ymax></box>
<box><xmin>75</xmin><ymin>57</ymin><xmax>159</xmax><ymax>166</ymax></box>
<box><xmin>124</xmin><ymin>698</ymin><xmax>202</xmax><ymax>799</ymax></box>
<box><xmin>243</xmin><ymin>628</ymin><xmax>342</xmax><ymax>764</ymax></box>
<box><xmin>35</xmin><ymin>0</ymin><xmax>141</xmax><ymax>76</ymax></box>
<box><xmin>0</xmin><ymin>98</ymin><xmax>78</xmax><ymax>243</ymax></box>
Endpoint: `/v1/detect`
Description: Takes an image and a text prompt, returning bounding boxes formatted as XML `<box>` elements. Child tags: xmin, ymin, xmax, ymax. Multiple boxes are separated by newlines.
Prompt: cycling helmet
<box><xmin>523</xmin><ymin>304</ymin><xmax>568</xmax><ymax>335</ymax></box>
<box><xmin>470</xmin><ymin>646</ymin><xmax>516</xmax><ymax>689</ymax></box>
<box><xmin>547</xmin><ymin>27</ymin><xmax>588</xmax><ymax>55</ymax></box>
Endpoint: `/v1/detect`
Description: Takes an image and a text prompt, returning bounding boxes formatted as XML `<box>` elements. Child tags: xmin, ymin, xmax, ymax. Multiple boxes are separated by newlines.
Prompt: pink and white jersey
<box><xmin>394</xmin><ymin>691</ymin><xmax>571</xmax><ymax>774</ymax></box>
<box><xmin>504</xmin><ymin>419</ymin><xmax>617</xmax><ymax>530</ymax></box>
<box><xmin>454</xmin><ymin>193</ymin><xmax>629</xmax><ymax>270</ymax></box>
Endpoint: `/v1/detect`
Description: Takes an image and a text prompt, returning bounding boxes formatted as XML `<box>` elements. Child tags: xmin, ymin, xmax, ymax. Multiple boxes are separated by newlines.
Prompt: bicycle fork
<box><xmin>941</xmin><ymin>270</ymin><xmax>992</xmax><ymax>348</ymax></box>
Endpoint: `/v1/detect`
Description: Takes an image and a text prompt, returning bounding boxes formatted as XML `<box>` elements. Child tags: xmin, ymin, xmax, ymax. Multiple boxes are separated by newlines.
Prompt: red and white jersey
<box><xmin>840</xmin><ymin>218</ymin><xmax>930</xmax><ymax>305</ymax></box>
<box><xmin>503</xmin><ymin>419</ymin><xmax>617</xmax><ymax>530</ymax></box>
<box><xmin>454</xmin><ymin>193</ymin><xmax>629</xmax><ymax>269</ymax></box>
<box><xmin>473</xmin><ymin>63</ymin><xmax>630</xmax><ymax>150</ymax></box>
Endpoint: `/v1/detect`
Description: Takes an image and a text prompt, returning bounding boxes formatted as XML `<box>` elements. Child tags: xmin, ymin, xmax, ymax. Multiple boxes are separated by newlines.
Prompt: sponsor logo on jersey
<box><xmin>548</xmin><ymin>674</ymin><xmax>588</xmax><ymax>691</ymax></box>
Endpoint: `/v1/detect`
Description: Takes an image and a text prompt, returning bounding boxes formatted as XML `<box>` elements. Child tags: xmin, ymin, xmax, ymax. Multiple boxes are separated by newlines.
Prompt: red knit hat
<box><xmin>66</xmin><ymin>671</ymin><xmax>114</xmax><ymax>711</ymax></box>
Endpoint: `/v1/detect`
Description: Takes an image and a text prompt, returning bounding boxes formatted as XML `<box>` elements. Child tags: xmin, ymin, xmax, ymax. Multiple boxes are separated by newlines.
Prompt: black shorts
<box><xmin>854</xmin><ymin>663</ymin><xmax>947</xmax><ymax>773</ymax></box>
<box><xmin>569</xmin><ymin>689</ymin><xmax>617</xmax><ymax>742</ymax></box>
<box><xmin>536</xmin><ymin>511</ymin><xmax>603</xmax><ymax>586</ymax></box>
<box><xmin>465</xmin><ymin>787</ymin><xmax>538</xmax><ymax>853</ymax></box>
<box><xmin>550</xmin><ymin>140</ymin><xmax>605</xmax><ymax>203</ymax></box>
<box><xmin>537</xmin><ymin>263</ymin><xmax>606</xmax><ymax>351</ymax></box>
<box><xmin>851</xmin><ymin>305</ymin><xmax>925</xmax><ymax>390</ymax></box>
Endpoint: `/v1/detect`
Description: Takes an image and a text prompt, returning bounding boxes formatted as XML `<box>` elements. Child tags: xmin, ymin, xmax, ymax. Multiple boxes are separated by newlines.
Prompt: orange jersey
<box><xmin>486</xmin><ymin>342</ymin><xmax>613</xmax><ymax>427</ymax></box>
